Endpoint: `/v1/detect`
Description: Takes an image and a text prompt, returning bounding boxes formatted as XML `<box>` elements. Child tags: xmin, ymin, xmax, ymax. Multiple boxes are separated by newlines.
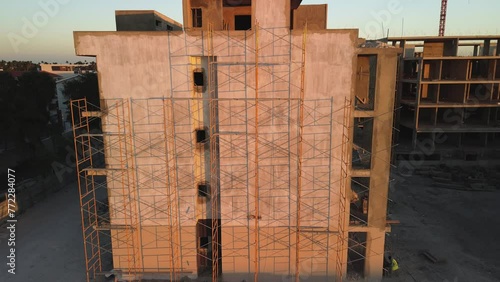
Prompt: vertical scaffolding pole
<box><xmin>162</xmin><ymin>98</ymin><xmax>181</xmax><ymax>281</ymax></box>
<box><xmin>71</xmin><ymin>98</ymin><xmax>101</xmax><ymax>282</ymax></box>
<box><xmin>295</xmin><ymin>24</ymin><xmax>307</xmax><ymax>282</ymax></box>
<box><xmin>125</xmin><ymin>100</ymin><xmax>143</xmax><ymax>277</ymax></box>
<box><xmin>208</xmin><ymin>23</ymin><xmax>221</xmax><ymax>281</ymax></box>
<box><xmin>253</xmin><ymin>22</ymin><xmax>260</xmax><ymax>282</ymax></box>
<box><xmin>336</xmin><ymin>97</ymin><xmax>352</xmax><ymax>281</ymax></box>
<box><xmin>115</xmin><ymin>100</ymin><xmax>139</xmax><ymax>278</ymax></box>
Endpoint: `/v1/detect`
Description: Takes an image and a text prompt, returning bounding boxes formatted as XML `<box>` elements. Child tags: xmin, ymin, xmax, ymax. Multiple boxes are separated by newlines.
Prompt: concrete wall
<box><xmin>115</xmin><ymin>10</ymin><xmax>182</xmax><ymax>31</ymax></box>
<box><xmin>222</xmin><ymin>6</ymin><xmax>252</xmax><ymax>30</ymax></box>
<box><xmin>293</xmin><ymin>4</ymin><xmax>327</xmax><ymax>30</ymax></box>
<box><xmin>184</xmin><ymin>0</ymin><xmax>224</xmax><ymax>30</ymax></box>
<box><xmin>253</xmin><ymin>0</ymin><xmax>290</xmax><ymax>28</ymax></box>
<box><xmin>74</xmin><ymin>25</ymin><xmax>358</xmax><ymax>280</ymax></box>
<box><xmin>183</xmin><ymin>0</ymin><xmax>292</xmax><ymax>30</ymax></box>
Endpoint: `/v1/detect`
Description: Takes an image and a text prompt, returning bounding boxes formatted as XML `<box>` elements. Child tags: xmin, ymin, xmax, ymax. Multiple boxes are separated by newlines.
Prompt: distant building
<box><xmin>54</xmin><ymin>75</ymin><xmax>80</xmax><ymax>132</ymax></box>
<box><xmin>389</xmin><ymin>36</ymin><xmax>500</xmax><ymax>163</ymax></box>
<box><xmin>40</xmin><ymin>63</ymin><xmax>91</xmax><ymax>75</ymax></box>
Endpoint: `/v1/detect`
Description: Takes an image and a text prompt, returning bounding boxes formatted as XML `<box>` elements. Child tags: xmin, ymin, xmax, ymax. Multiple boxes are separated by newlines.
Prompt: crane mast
<box><xmin>439</xmin><ymin>0</ymin><xmax>448</xmax><ymax>36</ymax></box>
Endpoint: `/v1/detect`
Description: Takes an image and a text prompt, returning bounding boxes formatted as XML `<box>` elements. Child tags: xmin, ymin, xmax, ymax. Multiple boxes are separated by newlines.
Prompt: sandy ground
<box><xmin>0</xmin><ymin>182</ymin><xmax>86</xmax><ymax>282</ymax></box>
<box><xmin>384</xmin><ymin>173</ymin><xmax>500</xmax><ymax>282</ymax></box>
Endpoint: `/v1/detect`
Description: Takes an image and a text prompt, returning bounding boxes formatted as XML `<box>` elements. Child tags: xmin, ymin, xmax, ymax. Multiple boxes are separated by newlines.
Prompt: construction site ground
<box><xmin>0</xmin><ymin>167</ymin><xmax>499</xmax><ymax>282</ymax></box>
<box><xmin>0</xmin><ymin>183</ymin><xmax>86</xmax><ymax>282</ymax></box>
<box><xmin>382</xmin><ymin>166</ymin><xmax>500</xmax><ymax>282</ymax></box>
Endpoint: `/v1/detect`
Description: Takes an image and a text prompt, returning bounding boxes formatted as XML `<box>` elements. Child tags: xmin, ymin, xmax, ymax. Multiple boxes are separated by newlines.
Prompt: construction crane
<box><xmin>439</xmin><ymin>0</ymin><xmax>448</xmax><ymax>36</ymax></box>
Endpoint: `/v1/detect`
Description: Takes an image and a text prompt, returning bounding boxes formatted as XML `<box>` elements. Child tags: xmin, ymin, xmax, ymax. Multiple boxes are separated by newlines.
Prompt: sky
<box><xmin>0</xmin><ymin>0</ymin><xmax>499</xmax><ymax>63</ymax></box>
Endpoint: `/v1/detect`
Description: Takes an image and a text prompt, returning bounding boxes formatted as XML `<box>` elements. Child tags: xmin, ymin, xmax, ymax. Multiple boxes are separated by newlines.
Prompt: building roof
<box><xmin>388</xmin><ymin>35</ymin><xmax>500</xmax><ymax>42</ymax></box>
<box><xmin>115</xmin><ymin>10</ymin><xmax>183</xmax><ymax>28</ymax></box>
<box><xmin>9</xmin><ymin>71</ymin><xmax>62</xmax><ymax>79</ymax></box>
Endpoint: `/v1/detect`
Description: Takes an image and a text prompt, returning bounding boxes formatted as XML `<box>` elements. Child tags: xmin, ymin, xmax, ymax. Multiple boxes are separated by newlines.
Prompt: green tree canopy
<box><xmin>16</xmin><ymin>71</ymin><xmax>56</xmax><ymax>144</ymax></box>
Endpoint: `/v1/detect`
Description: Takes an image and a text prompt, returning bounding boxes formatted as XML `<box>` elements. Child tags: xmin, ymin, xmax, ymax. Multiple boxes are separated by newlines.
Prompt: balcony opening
<box><xmin>196</xmin><ymin>219</ymin><xmax>212</xmax><ymax>275</ymax></box>
<box><xmin>347</xmin><ymin>232</ymin><xmax>366</xmax><ymax>278</ymax></box>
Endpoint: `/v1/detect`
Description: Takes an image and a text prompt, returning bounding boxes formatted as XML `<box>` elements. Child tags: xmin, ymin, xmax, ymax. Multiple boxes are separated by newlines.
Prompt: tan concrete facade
<box><xmin>71</xmin><ymin>1</ymin><xmax>399</xmax><ymax>281</ymax></box>
<box><xmin>75</xmin><ymin>28</ymin><xmax>357</xmax><ymax>282</ymax></box>
<box><xmin>292</xmin><ymin>4</ymin><xmax>327</xmax><ymax>30</ymax></box>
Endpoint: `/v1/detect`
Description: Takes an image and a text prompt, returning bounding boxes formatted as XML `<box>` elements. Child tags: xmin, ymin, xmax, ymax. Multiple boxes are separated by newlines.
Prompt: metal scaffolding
<box><xmin>70</xmin><ymin>25</ymin><xmax>377</xmax><ymax>282</ymax></box>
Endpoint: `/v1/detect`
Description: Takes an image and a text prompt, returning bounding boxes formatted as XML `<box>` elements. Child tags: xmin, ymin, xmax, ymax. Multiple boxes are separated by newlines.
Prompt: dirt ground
<box><xmin>0</xmin><ymin>183</ymin><xmax>86</xmax><ymax>282</ymax></box>
<box><xmin>384</xmin><ymin>172</ymin><xmax>500</xmax><ymax>282</ymax></box>
<box><xmin>0</xmin><ymin>171</ymin><xmax>499</xmax><ymax>282</ymax></box>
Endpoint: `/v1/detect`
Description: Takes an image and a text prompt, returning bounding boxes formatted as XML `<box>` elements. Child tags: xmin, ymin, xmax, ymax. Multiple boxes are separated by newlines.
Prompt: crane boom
<box><xmin>439</xmin><ymin>0</ymin><xmax>448</xmax><ymax>36</ymax></box>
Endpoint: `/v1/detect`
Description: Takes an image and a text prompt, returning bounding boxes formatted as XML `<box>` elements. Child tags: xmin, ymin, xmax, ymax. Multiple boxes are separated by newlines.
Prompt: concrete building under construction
<box><xmin>389</xmin><ymin>36</ymin><xmax>500</xmax><ymax>163</ymax></box>
<box><xmin>71</xmin><ymin>0</ymin><xmax>399</xmax><ymax>281</ymax></box>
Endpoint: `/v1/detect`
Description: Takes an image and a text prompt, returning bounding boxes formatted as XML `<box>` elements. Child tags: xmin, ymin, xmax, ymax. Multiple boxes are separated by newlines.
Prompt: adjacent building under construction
<box><xmin>71</xmin><ymin>0</ymin><xmax>399</xmax><ymax>281</ymax></box>
<box><xmin>389</xmin><ymin>35</ymin><xmax>500</xmax><ymax>164</ymax></box>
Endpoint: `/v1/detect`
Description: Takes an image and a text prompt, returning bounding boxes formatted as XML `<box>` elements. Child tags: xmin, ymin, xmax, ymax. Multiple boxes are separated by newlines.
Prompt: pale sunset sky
<box><xmin>0</xmin><ymin>0</ymin><xmax>499</xmax><ymax>63</ymax></box>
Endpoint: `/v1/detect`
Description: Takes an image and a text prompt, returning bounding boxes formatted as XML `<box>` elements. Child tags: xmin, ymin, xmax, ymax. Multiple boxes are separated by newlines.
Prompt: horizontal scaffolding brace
<box><xmin>81</xmin><ymin>168</ymin><xmax>123</xmax><ymax>176</ymax></box>
<box><xmin>93</xmin><ymin>223</ymin><xmax>134</xmax><ymax>231</ymax></box>
<box><xmin>297</xmin><ymin>228</ymin><xmax>341</xmax><ymax>234</ymax></box>
<box><xmin>215</xmin><ymin>62</ymin><xmax>288</xmax><ymax>66</ymax></box>
<box><xmin>77</xmin><ymin>133</ymin><xmax>124</xmax><ymax>138</ymax></box>
<box><xmin>82</xmin><ymin>111</ymin><xmax>103</xmax><ymax>118</ymax></box>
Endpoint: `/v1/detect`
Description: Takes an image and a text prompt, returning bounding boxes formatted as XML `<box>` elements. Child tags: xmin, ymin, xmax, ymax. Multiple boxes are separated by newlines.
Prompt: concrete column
<box><xmin>364</xmin><ymin>51</ymin><xmax>398</xmax><ymax>281</ymax></box>
<box><xmin>182</xmin><ymin>0</ymin><xmax>191</xmax><ymax>28</ymax></box>
<box><xmin>483</xmin><ymin>39</ymin><xmax>491</xmax><ymax>56</ymax></box>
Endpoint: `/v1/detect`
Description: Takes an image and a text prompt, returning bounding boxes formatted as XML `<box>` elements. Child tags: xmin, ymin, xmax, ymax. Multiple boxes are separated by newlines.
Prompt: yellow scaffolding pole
<box><xmin>253</xmin><ymin>21</ymin><xmax>260</xmax><ymax>282</ymax></box>
<box><xmin>336</xmin><ymin>97</ymin><xmax>352</xmax><ymax>281</ymax></box>
<box><xmin>295</xmin><ymin>23</ymin><xmax>307</xmax><ymax>282</ymax></box>
<box><xmin>208</xmin><ymin>23</ymin><xmax>221</xmax><ymax>281</ymax></box>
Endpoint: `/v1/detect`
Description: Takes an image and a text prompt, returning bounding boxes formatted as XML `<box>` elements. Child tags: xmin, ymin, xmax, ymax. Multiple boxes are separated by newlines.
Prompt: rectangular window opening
<box><xmin>196</xmin><ymin>128</ymin><xmax>208</xmax><ymax>143</ymax></box>
<box><xmin>235</xmin><ymin>15</ymin><xmax>252</xmax><ymax>31</ymax></box>
<box><xmin>155</xmin><ymin>20</ymin><xmax>162</xmax><ymax>27</ymax></box>
<box><xmin>194</xmin><ymin>71</ymin><xmax>204</xmax><ymax>86</ymax></box>
<box><xmin>192</xmin><ymin>8</ymin><xmax>202</xmax><ymax>28</ymax></box>
<box><xmin>198</xmin><ymin>183</ymin><xmax>210</xmax><ymax>197</ymax></box>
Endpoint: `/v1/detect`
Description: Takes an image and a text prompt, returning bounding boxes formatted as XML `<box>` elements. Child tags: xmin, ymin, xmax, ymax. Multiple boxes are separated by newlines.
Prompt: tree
<box><xmin>0</xmin><ymin>73</ymin><xmax>18</xmax><ymax>149</ymax></box>
<box><xmin>15</xmin><ymin>71</ymin><xmax>56</xmax><ymax>155</ymax></box>
<box><xmin>1</xmin><ymin>60</ymin><xmax>38</xmax><ymax>71</ymax></box>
